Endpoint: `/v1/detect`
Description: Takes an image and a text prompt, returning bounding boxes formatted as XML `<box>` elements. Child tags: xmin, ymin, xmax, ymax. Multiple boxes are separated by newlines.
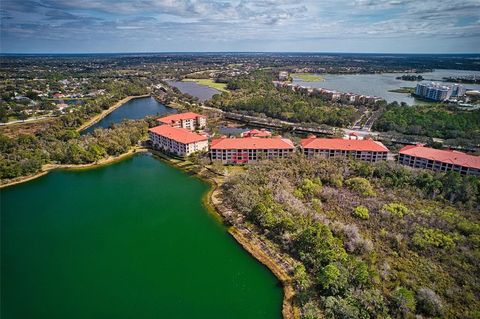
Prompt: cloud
<box><xmin>45</xmin><ymin>10</ymin><xmax>81</xmax><ymax>20</ymax></box>
<box><xmin>1</xmin><ymin>0</ymin><xmax>479</xmax><ymax>52</ymax></box>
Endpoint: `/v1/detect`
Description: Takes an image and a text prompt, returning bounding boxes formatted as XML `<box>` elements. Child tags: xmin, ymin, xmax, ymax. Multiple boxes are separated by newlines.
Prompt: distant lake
<box><xmin>167</xmin><ymin>80</ymin><xmax>221</xmax><ymax>102</ymax></box>
<box><xmin>293</xmin><ymin>69</ymin><xmax>480</xmax><ymax>105</ymax></box>
<box><xmin>82</xmin><ymin>96</ymin><xmax>175</xmax><ymax>134</ymax></box>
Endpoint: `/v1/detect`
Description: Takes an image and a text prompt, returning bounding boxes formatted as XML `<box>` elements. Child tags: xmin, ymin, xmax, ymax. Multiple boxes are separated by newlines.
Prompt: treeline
<box><xmin>1</xmin><ymin>82</ymin><xmax>153</xmax><ymax>181</ymax></box>
<box><xmin>374</xmin><ymin>103</ymin><xmax>480</xmax><ymax>143</ymax></box>
<box><xmin>0</xmin><ymin>120</ymin><xmax>149</xmax><ymax>180</ymax></box>
<box><xmin>0</xmin><ymin>76</ymin><xmax>149</xmax><ymax>122</ymax></box>
<box><xmin>207</xmin><ymin>71</ymin><xmax>358</xmax><ymax>127</ymax></box>
<box><xmin>222</xmin><ymin>156</ymin><xmax>479</xmax><ymax>319</ymax></box>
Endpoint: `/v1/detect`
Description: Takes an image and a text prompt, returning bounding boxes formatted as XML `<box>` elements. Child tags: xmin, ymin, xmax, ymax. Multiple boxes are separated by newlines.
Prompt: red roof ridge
<box><xmin>157</xmin><ymin>112</ymin><xmax>205</xmax><ymax>124</ymax></box>
<box><xmin>149</xmin><ymin>125</ymin><xmax>207</xmax><ymax>144</ymax></box>
<box><xmin>399</xmin><ymin>145</ymin><xmax>480</xmax><ymax>169</ymax></box>
<box><xmin>300</xmin><ymin>138</ymin><xmax>389</xmax><ymax>152</ymax></box>
<box><xmin>211</xmin><ymin>137</ymin><xmax>295</xmax><ymax>150</ymax></box>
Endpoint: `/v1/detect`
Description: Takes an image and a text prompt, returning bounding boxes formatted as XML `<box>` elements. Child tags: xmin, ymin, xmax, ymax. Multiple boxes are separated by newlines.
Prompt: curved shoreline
<box><xmin>3</xmin><ymin>93</ymin><xmax>151</xmax><ymax>188</ymax></box>
<box><xmin>149</xmin><ymin>151</ymin><xmax>299</xmax><ymax>319</ymax></box>
<box><xmin>77</xmin><ymin>94</ymin><xmax>151</xmax><ymax>132</ymax></box>
<box><xmin>0</xmin><ymin>147</ymin><xmax>147</xmax><ymax>189</ymax></box>
<box><xmin>1</xmin><ymin>149</ymin><xmax>299</xmax><ymax>319</ymax></box>
<box><xmin>207</xmin><ymin>179</ymin><xmax>299</xmax><ymax>319</ymax></box>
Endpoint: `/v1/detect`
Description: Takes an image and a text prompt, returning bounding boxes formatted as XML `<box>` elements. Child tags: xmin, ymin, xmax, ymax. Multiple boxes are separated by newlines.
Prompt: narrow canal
<box><xmin>82</xmin><ymin>96</ymin><xmax>176</xmax><ymax>134</ymax></box>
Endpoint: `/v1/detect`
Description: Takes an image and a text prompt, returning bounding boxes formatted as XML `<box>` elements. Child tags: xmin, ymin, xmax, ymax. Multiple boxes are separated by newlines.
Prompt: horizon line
<box><xmin>1</xmin><ymin>50</ymin><xmax>480</xmax><ymax>56</ymax></box>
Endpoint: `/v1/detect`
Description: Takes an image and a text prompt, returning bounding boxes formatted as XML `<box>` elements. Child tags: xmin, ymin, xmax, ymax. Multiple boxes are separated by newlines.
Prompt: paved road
<box><xmin>0</xmin><ymin>115</ymin><xmax>54</xmax><ymax>126</ymax></box>
<box><xmin>201</xmin><ymin>104</ymin><xmax>382</xmax><ymax>137</ymax></box>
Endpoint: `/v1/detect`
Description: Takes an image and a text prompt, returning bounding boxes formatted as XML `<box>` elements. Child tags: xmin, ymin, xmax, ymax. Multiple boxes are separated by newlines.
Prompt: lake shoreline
<box><xmin>209</xmin><ymin>181</ymin><xmax>300</xmax><ymax>319</ymax></box>
<box><xmin>0</xmin><ymin>147</ymin><xmax>147</xmax><ymax>189</ymax></box>
<box><xmin>77</xmin><ymin>94</ymin><xmax>151</xmax><ymax>132</ymax></box>
<box><xmin>148</xmin><ymin>150</ymin><xmax>299</xmax><ymax>319</ymax></box>
<box><xmin>2</xmin><ymin>147</ymin><xmax>298</xmax><ymax>318</ymax></box>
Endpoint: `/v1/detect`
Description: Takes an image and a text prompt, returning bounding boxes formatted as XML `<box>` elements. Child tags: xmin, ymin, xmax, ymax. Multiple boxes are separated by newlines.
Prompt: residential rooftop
<box><xmin>157</xmin><ymin>112</ymin><xmax>205</xmax><ymax>124</ymax></box>
<box><xmin>211</xmin><ymin>137</ymin><xmax>295</xmax><ymax>150</ymax></box>
<box><xmin>148</xmin><ymin>125</ymin><xmax>207</xmax><ymax>144</ymax></box>
<box><xmin>399</xmin><ymin>145</ymin><xmax>480</xmax><ymax>169</ymax></box>
<box><xmin>300</xmin><ymin>138</ymin><xmax>389</xmax><ymax>152</ymax></box>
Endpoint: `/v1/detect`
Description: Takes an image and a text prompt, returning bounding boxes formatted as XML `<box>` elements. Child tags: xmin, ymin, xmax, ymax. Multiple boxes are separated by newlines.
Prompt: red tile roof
<box><xmin>157</xmin><ymin>112</ymin><xmax>205</xmax><ymax>124</ymax></box>
<box><xmin>301</xmin><ymin>138</ymin><xmax>389</xmax><ymax>152</ymax></box>
<box><xmin>211</xmin><ymin>137</ymin><xmax>295</xmax><ymax>150</ymax></box>
<box><xmin>241</xmin><ymin>129</ymin><xmax>272</xmax><ymax>138</ymax></box>
<box><xmin>399</xmin><ymin>145</ymin><xmax>480</xmax><ymax>169</ymax></box>
<box><xmin>149</xmin><ymin>125</ymin><xmax>207</xmax><ymax>144</ymax></box>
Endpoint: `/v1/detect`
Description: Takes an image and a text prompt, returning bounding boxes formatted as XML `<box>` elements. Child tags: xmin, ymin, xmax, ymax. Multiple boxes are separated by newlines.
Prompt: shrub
<box><xmin>302</xmin><ymin>301</ymin><xmax>323</xmax><ymax>319</ymax></box>
<box><xmin>337</xmin><ymin>223</ymin><xmax>373</xmax><ymax>254</ymax></box>
<box><xmin>301</xmin><ymin>178</ymin><xmax>322</xmax><ymax>198</ymax></box>
<box><xmin>353</xmin><ymin>261</ymin><xmax>370</xmax><ymax>286</ymax></box>
<box><xmin>416</xmin><ymin>288</ymin><xmax>443</xmax><ymax>317</ymax></box>
<box><xmin>391</xmin><ymin>287</ymin><xmax>416</xmax><ymax>316</ymax></box>
<box><xmin>412</xmin><ymin>227</ymin><xmax>456</xmax><ymax>249</ymax></box>
<box><xmin>294</xmin><ymin>223</ymin><xmax>348</xmax><ymax>268</ymax></box>
<box><xmin>382</xmin><ymin>202</ymin><xmax>409</xmax><ymax>218</ymax></box>
<box><xmin>345</xmin><ymin>177</ymin><xmax>375</xmax><ymax>196</ymax></box>
<box><xmin>311</xmin><ymin>198</ymin><xmax>323</xmax><ymax>213</ymax></box>
<box><xmin>326</xmin><ymin>173</ymin><xmax>343</xmax><ymax>188</ymax></box>
<box><xmin>324</xmin><ymin>296</ymin><xmax>363</xmax><ymax>319</ymax></box>
<box><xmin>457</xmin><ymin>220</ymin><xmax>480</xmax><ymax>236</ymax></box>
<box><xmin>317</xmin><ymin>263</ymin><xmax>341</xmax><ymax>290</ymax></box>
<box><xmin>353</xmin><ymin>206</ymin><xmax>369</xmax><ymax>220</ymax></box>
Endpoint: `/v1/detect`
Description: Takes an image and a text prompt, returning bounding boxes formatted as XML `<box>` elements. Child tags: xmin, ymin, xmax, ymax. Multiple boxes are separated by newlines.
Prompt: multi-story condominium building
<box><xmin>301</xmin><ymin>138</ymin><xmax>389</xmax><ymax>162</ymax></box>
<box><xmin>415</xmin><ymin>82</ymin><xmax>451</xmax><ymax>101</ymax></box>
<box><xmin>157</xmin><ymin>112</ymin><xmax>207</xmax><ymax>131</ymax></box>
<box><xmin>415</xmin><ymin>82</ymin><xmax>466</xmax><ymax>101</ymax></box>
<box><xmin>210</xmin><ymin>137</ymin><xmax>295</xmax><ymax>164</ymax></box>
<box><xmin>398</xmin><ymin>145</ymin><xmax>480</xmax><ymax>176</ymax></box>
<box><xmin>450</xmin><ymin>84</ymin><xmax>466</xmax><ymax>97</ymax></box>
<box><xmin>149</xmin><ymin>125</ymin><xmax>209</xmax><ymax>157</ymax></box>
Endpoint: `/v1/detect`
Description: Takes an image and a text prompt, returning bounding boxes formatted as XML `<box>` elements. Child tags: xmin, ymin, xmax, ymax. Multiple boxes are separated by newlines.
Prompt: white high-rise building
<box><xmin>415</xmin><ymin>82</ymin><xmax>466</xmax><ymax>101</ymax></box>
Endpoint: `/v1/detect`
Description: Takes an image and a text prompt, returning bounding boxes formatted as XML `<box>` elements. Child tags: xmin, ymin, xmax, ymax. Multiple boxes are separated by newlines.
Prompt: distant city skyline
<box><xmin>1</xmin><ymin>0</ymin><xmax>480</xmax><ymax>54</ymax></box>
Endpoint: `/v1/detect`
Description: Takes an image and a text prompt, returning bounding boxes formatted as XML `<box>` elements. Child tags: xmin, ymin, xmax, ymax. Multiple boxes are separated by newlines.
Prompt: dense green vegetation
<box><xmin>0</xmin><ymin>75</ymin><xmax>149</xmax><ymax>123</ymax></box>
<box><xmin>374</xmin><ymin>103</ymin><xmax>480</xmax><ymax>143</ymax></box>
<box><xmin>0</xmin><ymin>85</ymin><xmax>154</xmax><ymax>181</ymax></box>
<box><xmin>0</xmin><ymin>120</ymin><xmax>149</xmax><ymax>180</ymax></box>
<box><xmin>222</xmin><ymin>156</ymin><xmax>479</xmax><ymax>318</ymax></box>
<box><xmin>207</xmin><ymin>71</ymin><xmax>359</xmax><ymax>127</ymax></box>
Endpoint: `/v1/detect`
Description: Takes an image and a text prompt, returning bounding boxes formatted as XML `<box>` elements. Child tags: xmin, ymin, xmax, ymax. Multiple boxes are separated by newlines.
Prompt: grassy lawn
<box><xmin>294</xmin><ymin>73</ymin><xmax>324</xmax><ymax>82</ymax></box>
<box><xmin>388</xmin><ymin>87</ymin><xmax>416</xmax><ymax>94</ymax></box>
<box><xmin>182</xmin><ymin>79</ymin><xmax>229</xmax><ymax>92</ymax></box>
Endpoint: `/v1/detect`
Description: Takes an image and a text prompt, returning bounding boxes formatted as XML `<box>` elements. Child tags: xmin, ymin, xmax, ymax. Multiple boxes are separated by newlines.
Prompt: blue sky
<box><xmin>1</xmin><ymin>0</ymin><xmax>479</xmax><ymax>53</ymax></box>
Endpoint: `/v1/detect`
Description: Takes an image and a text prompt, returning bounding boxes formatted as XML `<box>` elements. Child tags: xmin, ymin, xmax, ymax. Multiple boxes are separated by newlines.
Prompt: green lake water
<box><xmin>1</xmin><ymin>154</ymin><xmax>282</xmax><ymax>319</ymax></box>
